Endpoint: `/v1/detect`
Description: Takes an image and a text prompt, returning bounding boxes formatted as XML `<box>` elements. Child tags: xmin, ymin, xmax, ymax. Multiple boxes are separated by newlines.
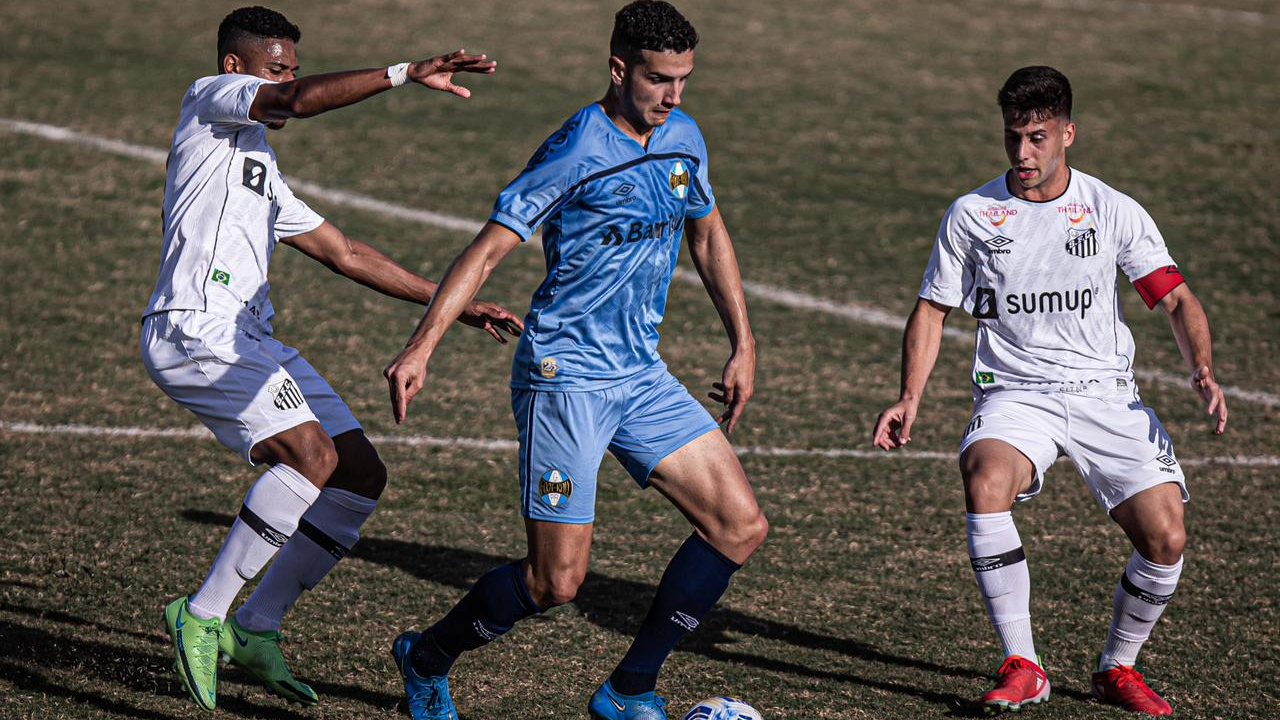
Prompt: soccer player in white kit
<box><xmin>872</xmin><ymin>67</ymin><xmax>1228</xmax><ymax>715</ymax></box>
<box><xmin>139</xmin><ymin>7</ymin><xmax>521</xmax><ymax>712</ymax></box>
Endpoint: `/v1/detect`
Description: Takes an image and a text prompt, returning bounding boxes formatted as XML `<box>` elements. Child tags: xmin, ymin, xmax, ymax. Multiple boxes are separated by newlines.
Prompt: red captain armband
<box><xmin>1134</xmin><ymin>265</ymin><xmax>1186</xmax><ymax>309</ymax></box>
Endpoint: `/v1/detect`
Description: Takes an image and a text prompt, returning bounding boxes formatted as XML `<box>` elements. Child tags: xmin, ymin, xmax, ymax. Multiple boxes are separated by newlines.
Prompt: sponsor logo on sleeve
<box><xmin>538</xmin><ymin>469</ymin><xmax>573</xmax><ymax>509</ymax></box>
<box><xmin>242</xmin><ymin>158</ymin><xmax>267</xmax><ymax>196</ymax></box>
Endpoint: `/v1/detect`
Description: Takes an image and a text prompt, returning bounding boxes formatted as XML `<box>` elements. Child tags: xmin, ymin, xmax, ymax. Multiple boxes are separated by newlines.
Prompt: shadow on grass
<box><xmin>0</xmin><ymin>605</ymin><xmax>402</xmax><ymax>718</ymax></box>
<box><xmin>178</xmin><ymin>509</ymin><xmax>1104</xmax><ymax>712</ymax></box>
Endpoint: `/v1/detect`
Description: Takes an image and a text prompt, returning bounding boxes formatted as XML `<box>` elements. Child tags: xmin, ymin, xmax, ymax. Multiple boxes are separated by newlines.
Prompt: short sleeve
<box><xmin>1114</xmin><ymin>196</ymin><xmax>1176</xmax><ymax>283</ymax></box>
<box><xmin>489</xmin><ymin>121</ymin><xmax>581</xmax><ymax>241</ymax></box>
<box><xmin>273</xmin><ymin>171</ymin><xmax>324</xmax><ymax>238</ymax></box>
<box><xmin>684</xmin><ymin>130</ymin><xmax>715</xmax><ymax>220</ymax></box>
<box><xmin>190</xmin><ymin>75</ymin><xmax>270</xmax><ymax>126</ymax></box>
<box><xmin>918</xmin><ymin>201</ymin><xmax>969</xmax><ymax>307</ymax></box>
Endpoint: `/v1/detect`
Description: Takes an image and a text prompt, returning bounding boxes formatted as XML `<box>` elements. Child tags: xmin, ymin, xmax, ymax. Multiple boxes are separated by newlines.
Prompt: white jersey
<box><xmin>143</xmin><ymin>74</ymin><xmax>324</xmax><ymax>336</ymax></box>
<box><xmin>919</xmin><ymin>169</ymin><xmax>1181</xmax><ymax>395</ymax></box>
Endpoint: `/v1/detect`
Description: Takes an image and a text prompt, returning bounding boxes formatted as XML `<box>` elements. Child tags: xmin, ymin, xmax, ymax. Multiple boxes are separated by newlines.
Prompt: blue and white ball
<box><xmin>681</xmin><ymin>696</ymin><xmax>763</xmax><ymax>720</ymax></box>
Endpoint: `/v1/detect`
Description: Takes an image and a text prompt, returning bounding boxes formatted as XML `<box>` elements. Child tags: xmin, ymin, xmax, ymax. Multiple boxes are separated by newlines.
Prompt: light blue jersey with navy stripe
<box><xmin>490</xmin><ymin>103</ymin><xmax>715</xmax><ymax>390</ymax></box>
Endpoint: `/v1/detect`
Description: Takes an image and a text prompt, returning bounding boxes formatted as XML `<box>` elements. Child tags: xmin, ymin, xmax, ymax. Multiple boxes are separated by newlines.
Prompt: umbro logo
<box><xmin>1156</xmin><ymin>455</ymin><xmax>1177</xmax><ymax>467</ymax></box>
<box><xmin>671</xmin><ymin>611</ymin><xmax>699</xmax><ymax>631</ymax></box>
<box><xmin>613</xmin><ymin>183</ymin><xmax>635</xmax><ymax>196</ymax></box>
<box><xmin>982</xmin><ymin>236</ymin><xmax>1014</xmax><ymax>254</ymax></box>
<box><xmin>971</xmin><ymin>558</ymin><xmax>1002</xmax><ymax>568</ymax></box>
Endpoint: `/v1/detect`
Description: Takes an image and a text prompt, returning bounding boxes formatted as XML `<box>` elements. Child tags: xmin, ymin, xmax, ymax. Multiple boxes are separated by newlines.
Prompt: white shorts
<box><xmin>958</xmin><ymin>389</ymin><xmax>1188</xmax><ymax>512</ymax></box>
<box><xmin>140</xmin><ymin>310</ymin><xmax>361</xmax><ymax>464</ymax></box>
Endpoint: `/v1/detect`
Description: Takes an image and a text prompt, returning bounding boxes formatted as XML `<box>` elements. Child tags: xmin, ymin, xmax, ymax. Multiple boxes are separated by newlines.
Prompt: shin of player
<box><xmin>383</xmin><ymin>3</ymin><xmax>766</xmax><ymax>719</ymax></box>
<box><xmin>143</xmin><ymin>6</ymin><xmax>519</xmax><ymax>712</ymax></box>
<box><xmin>871</xmin><ymin>66</ymin><xmax>1226</xmax><ymax>716</ymax></box>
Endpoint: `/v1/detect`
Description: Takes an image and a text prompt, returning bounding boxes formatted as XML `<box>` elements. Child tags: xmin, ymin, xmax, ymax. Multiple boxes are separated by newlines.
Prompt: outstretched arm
<box><xmin>871</xmin><ymin>298</ymin><xmax>951</xmax><ymax>450</ymax></box>
<box><xmin>282</xmin><ymin>221</ymin><xmax>522</xmax><ymax>343</ymax></box>
<box><xmin>1159</xmin><ymin>283</ymin><xmax>1227</xmax><ymax>434</ymax></box>
<box><xmin>250</xmin><ymin>49</ymin><xmax>495</xmax><ymax>122</ymax></box>
<box><xmin>383</xmin><ymin>222</ymin><xmax>523</xmax><ymax>423</ymax></box>
<box><xmin>686</xmin><ymin>207</ymin><xmax>755</xmax><ymax>434</ymax></box>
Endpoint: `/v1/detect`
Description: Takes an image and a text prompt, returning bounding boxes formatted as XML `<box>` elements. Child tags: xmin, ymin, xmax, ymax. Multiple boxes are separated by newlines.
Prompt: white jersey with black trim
<box><xmin>919</xmin><ymin>169</ymin><xmax>1177</xmax><ymax>395</ymax></box>
<box><xmin>143</xmin><ymin>74</ymin><xmax>324</xmax><ymax>336</ymax></box>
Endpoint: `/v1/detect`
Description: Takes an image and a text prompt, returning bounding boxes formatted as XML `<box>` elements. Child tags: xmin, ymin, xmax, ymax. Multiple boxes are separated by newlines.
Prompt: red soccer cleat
<box><xmin>1091</xmin><ymin>664</ymin><xmax>1173</xmax><ymax>715</ymax></box>
<box><xmin>981</xmin><ymin>655</ymin><xmax>1050</xmax><ymax>713</ymax></box>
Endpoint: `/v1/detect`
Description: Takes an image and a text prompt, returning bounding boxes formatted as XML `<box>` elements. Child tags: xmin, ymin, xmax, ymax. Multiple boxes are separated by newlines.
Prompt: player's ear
<box><xmin>1062</xmin><ymin>119</ymin><xmax>1076</xmax><ymax>148</ymax></box>
<box><xmin>221</xmin><ymin>52</ymin><xmax>242</xmax><ymax>75</ymax></box>
<box><xmin>608</xmin><ymin>55</ymin><xmax>627</xmax><ymax>89</ymax></box>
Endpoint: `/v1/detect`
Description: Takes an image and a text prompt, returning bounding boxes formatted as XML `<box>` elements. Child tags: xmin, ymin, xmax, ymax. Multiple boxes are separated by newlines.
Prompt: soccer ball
<box><xmin>680</xmin><ymin>696</ymin><xmax>763</xmax><ymax>720</ymax></box>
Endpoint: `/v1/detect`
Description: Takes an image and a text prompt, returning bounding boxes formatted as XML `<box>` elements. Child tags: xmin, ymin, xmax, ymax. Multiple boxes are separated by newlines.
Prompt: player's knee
<box><xmin>1143</xmin><ymin>524</ymin><xmax>1186</xmax><ymax>565</ymax></box>
<box><xmin>330</xmin><ymin>441</ymin><xmax>388</xmax><ymax>499</ymax></box>
<box><xmin>961</xmin><ymin>468</ymin><xmax>1018</xmax><ymax>512</ymax></box>
<box><xmin>529</xmin><ymin>571</ymin><xmax>583</xmax><ymax>608</ymax></box>
<box><xmin>737</xmin><ymin>510</ymin><xmax>769</xmax><ymax>557</ymax></box>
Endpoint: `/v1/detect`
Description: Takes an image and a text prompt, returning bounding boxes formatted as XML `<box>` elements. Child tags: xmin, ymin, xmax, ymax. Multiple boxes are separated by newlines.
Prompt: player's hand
<box><xmin>408</xmin><ymin>49</ymin><xmax>496</xmax><ymax>98</ymax></box>
<box><xmin>459</xmin><ymin>300</ymin><xmax>524</xmax><ymax>344</ymax></box>
<box><xmin>1190</xmin><ymin>365</ymin><xmax>1228</xmax><ymax>434</ymax></box>
<box><xmin>383</xmin><ymin>347</ymin><xmax>430</xmax><ymax>425</ymax></box>
<box><xmin>872</xmin><ymin>399</ymin><xmax>919</xmax><ymax>450</ymax></box>
<box><xmin>710</xmin><ymin>347</ymin><xmax>755</xmax><ymax>434</ymax></box>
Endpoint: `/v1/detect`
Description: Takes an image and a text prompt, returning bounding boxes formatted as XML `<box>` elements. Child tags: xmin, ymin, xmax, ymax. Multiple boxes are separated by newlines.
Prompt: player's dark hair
<box><xmin>610</xmin><ymin>1</ymin><xmax>699</xmax><ymax>65</ymax></box>
<box><xmin>217</xmin><ymin>6</ymin><xmax>301</xmax><ymax>60</ymax></box>
<box><xmin>998</xmin><ymin>66</ymin><xmax>1072</xmax><ymax>125</ymax></box>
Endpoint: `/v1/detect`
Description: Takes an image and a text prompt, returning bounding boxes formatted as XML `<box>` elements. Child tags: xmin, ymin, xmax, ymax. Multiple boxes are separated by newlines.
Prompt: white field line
<box><xmin>3</xmin><ymin>420</ymin><xmax>1277</xmax><ymax>467</ymax></box>
<box><xmin>1005</xmin><ymin>0</ymin><xmax>1277</xmax><ymax>28</ymax></box>
<box><xmin>3</xmin><ymin>118</ymin><xmax>1277</xmax><ymax>409</ymax></box>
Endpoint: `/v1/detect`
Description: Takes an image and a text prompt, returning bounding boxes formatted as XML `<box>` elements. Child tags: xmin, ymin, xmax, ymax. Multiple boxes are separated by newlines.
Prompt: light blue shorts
<box><xmin>512</xmin><ymin>362</ymin><xmax>720</xmax><ymax>524</ymax></box>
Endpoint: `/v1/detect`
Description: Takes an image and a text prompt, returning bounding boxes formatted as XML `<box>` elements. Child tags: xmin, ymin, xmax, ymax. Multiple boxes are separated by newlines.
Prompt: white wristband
<box><xmin>386</xmin><ymin>62</ymin><xmax>411</xmax><ymax>88</ymax></box>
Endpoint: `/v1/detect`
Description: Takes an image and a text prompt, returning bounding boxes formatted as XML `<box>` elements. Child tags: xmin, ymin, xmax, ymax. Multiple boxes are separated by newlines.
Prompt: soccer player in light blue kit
<box><xmin>383</xmin><ymin>3</ymin><xmax>768</xmax><ymax>718</ymax></box>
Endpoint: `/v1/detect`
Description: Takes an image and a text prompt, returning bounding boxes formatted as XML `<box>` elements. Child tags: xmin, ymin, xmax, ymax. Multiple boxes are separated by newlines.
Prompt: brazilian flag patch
<box><xmin>975</xmin><ymin>371</ymin><xmax>995</xmax><ymax>385</ymax></box>
<box><xmin>211</xmin><ymin>269</ymin><xmax>231</xmax><ymax>285</ymax></box>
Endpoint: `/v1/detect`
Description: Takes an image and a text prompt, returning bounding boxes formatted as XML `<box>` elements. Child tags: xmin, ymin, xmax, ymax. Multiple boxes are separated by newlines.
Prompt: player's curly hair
<box><xmin>217</xmin><ymin>6</ymin><xmax>301</xmax><ymax>60</ymax></box>
<box><xmin>998</xmin><ymin>66</ymin><xmax>1072</xmax><ymax>125</ymax></box>
<box><xmin>610</xmin><ymin>1</ymin><xmax>699</xmax><ymax>65</ymax></box>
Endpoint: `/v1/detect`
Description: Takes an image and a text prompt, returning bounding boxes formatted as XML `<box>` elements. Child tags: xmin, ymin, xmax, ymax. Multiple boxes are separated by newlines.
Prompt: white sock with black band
<box><xmin>187</xmin><ymin>464</ymin><xmax>319</xmax><ymax>621</ymax></box>
<box><xmin>967</xmin><ymin>511</ymin><xmax>1037</xmax><ymax>661</ymax></box>
<box><xmin>1100</xmin><ymin>552</ymin><xmax>1183</xmax><ymax>669</ymax></box>
<box><xmin>235</xmin><ymin>487</ymin><xmax>377</xmax><ymax>632</ymax></box>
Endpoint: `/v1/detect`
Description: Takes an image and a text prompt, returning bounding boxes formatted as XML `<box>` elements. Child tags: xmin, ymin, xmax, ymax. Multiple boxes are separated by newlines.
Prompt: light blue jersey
<box><xmin>490</xmin><ymin>103</ymin><xmax>715</xmax><ymax>390</ymax></box>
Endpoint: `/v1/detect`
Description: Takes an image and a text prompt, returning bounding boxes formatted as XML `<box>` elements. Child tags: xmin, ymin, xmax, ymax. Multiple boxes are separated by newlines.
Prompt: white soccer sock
<box><xmin>187</xmin><ymin>464</ymin><xmax>319</xmax><ymax>621</ymax></box>
<box><xmin>235</xmin><ymin>487</ymin><xmax>377</xmax><ymax>632</ymax></box>
<box><xmin>967</xmin><ymin>511</ymin><xmax>1036</xmax><ymax>661</ymax></box>
<box><xmin>1100</xmin><ymin>552</ymin><xmax>1182</xmax><ymax>669</ymax></box>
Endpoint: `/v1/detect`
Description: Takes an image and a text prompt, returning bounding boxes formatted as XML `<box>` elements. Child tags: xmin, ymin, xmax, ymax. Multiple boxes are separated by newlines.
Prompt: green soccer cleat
<box><xmin>163</xmin><ymin>596</ymin><xmax>221</xmax><ymax>711</ymax></box>
<box><xmin>219</xmin><ymin>614</ymin><xmax>319</xmax><ymax>706</ymax></box>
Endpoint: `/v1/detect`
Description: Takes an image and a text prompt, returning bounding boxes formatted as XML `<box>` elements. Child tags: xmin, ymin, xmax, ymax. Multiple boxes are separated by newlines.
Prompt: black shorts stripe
<box><xmin>1120</xmin><ymin>572</ymin><xmax>1173</xmax><ymax>605</ymax></box>
<box><xmin>522</xmin><ymin>393</ymin><xmax>539</xmax><ymax>516</ymax></box>
<box><xmin>297</xmin><ymin>518</ymin><xmax>348</xmax><ymax>560</ymax></box>
<box><xmin>970</xmin><ymin>546</ymin><xmax>1026</xmax><ymax>572</ymax></box>
<box><xmin>237</xmin><ymin>504</ymin><xmax>289</xmax><ymax>547</ymax></box>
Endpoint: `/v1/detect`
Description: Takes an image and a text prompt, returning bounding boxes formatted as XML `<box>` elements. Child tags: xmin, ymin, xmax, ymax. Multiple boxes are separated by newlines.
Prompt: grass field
<box><xmin>2</xmin><ymin>1</ymin><xmax>1277</xmax><ymax>718</ymax></box>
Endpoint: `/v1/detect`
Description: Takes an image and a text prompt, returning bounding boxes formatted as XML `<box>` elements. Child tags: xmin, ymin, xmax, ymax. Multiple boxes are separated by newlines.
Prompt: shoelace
<box><xmin>193</xmin><ymin>624</ymin><xmax>220</xmax><ymax>672</ymax></box>
<box><xmin>1110</xmin><ymin>666</ymin><xmax>1147</xmax><ymax>692</ymax></box>
<box><xmin>410</xmin><ymin>683</ymin><xmax>446</xmax><ymax>709</ymax></box>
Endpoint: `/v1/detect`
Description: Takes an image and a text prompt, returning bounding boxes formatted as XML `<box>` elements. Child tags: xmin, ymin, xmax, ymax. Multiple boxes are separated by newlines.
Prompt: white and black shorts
<box><xmin>959</xmin><ymin>388</ymin><xmax>1188</xmax><ymax>512</ymax></box>
<box><xmin>140</xmin><ymin>310</ymin><xmax>361</xmax><ymax>464</ymax></box>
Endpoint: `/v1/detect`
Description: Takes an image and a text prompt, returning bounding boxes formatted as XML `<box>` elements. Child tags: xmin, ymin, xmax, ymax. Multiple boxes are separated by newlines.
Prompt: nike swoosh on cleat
<box><xmin>175</xmin><ymin>613</ymin><xmax>185</xmax><ymax>629</ymax></box>
<box><xmin>610</xmin><ymin>696</ymin><xmax>626</xmax><ymax>713</ymax></box>
<box><xmin>231</xmin><ymin>627</ymin><xmax>249</xmax><ymax>647</ymax></box>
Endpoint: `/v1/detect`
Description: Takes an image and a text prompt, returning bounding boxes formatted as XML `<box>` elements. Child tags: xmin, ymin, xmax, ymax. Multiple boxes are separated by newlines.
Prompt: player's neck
<box><xmin>598</xmin><ymin>95</ymin><xmax>655</xmax><ymax>148</ymax></box>
<box><xmin>1007</xmin><ymin>166</ymin><xmax>1072</xmax><ymax>203</ymax></box>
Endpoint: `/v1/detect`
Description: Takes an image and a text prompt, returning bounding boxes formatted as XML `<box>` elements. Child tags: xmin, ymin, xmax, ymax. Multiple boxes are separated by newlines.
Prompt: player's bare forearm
<box><xmin>687</xmin><ymin>208</ymin><xmax>754</xmax><ymax>352</ymax></box>
<box><xmin>282</xmin><ymin>222</ymin><xmax>438</xmax><ymax>304</ymax></box>
<box><xmin>872</xmin><ymin>298</ymin><xmax>951</xmax><ymax>450</ymax></box>
<box><xmin>250</xmin><ymin>50</ymin><xmax>496</xmax><ymax>122</ymax></box>
<box><xmin>399</xmin><ymin>222</ymin><xmax>521</xmax><ymax>361</ymax></box>
<box><xmin>1159</xmin><ymin>283</ymin><xmax>1227</xmax><ymax>432</ymax></box>
<box><xmin>899</xmin><ymin>298</ymin><xmax>949</xmax><ymax>402</ymax></box>
<box><xmin>383</xmin><ymin>222</ymin><xmax>520</xmax><ymax>424</ymax></box>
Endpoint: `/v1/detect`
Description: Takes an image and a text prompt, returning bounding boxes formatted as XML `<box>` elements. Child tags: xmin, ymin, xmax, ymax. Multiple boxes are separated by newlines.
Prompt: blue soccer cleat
<box><xmin>391</xmin><ymin>631</ymin><xmax>457</xmax><ymax>720</ymax></box>
<box><xmin>588</xmin><ymin>678</ymin><xmax>668</xmax><ymax>720</ymax></box>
